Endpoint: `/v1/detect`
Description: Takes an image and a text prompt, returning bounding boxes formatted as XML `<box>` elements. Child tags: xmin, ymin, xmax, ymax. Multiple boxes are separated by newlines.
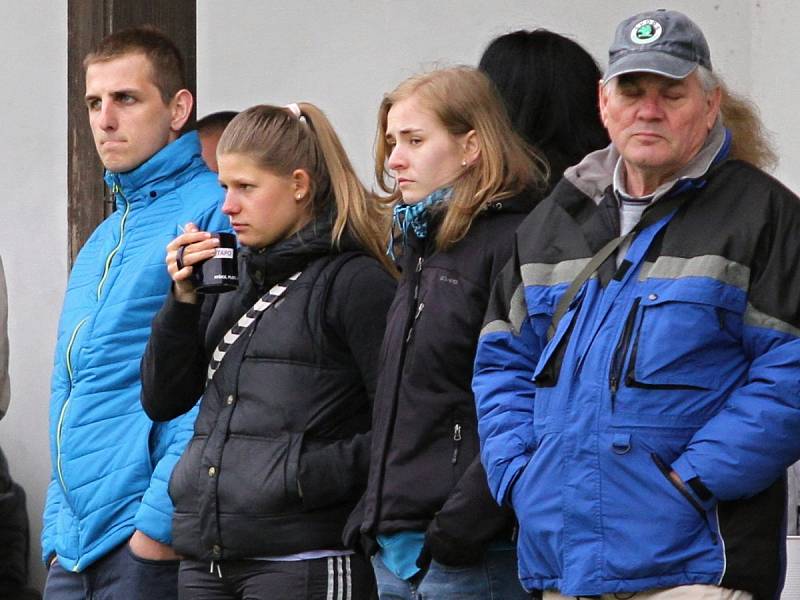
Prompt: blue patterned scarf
<box><xmin>387</xmin><ymin>187</ymin><xmax>451</xmax><ymax>259</ymax></box>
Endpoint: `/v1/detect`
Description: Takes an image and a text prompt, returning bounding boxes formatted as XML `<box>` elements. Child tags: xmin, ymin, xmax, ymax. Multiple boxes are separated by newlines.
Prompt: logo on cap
<box><xmin>630</xmin><ymin>19</ymin><xmax>663</xmax><ymax>45</ymax></box>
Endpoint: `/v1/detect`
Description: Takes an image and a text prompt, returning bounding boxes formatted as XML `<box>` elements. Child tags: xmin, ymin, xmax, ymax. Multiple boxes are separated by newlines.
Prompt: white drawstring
<box><xmin>209</xmin><ymin>560</ymin><xmax>223</xmax><ymax>578</ymax></box>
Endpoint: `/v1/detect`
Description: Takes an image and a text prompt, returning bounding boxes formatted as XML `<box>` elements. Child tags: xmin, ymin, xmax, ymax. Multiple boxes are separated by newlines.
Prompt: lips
<box><xmin>631</xmin><ymin>131</ymin><xmax>664</xmax><ymax>141</ymax></box>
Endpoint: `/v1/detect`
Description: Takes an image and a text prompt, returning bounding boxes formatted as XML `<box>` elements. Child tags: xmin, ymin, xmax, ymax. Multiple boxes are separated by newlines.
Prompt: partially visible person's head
<box><xmin>197</xmin><ymin>111</ymin><xmax>238</xmax><ymax>172</ymax></box>
<box><xmin>83</xmin><ymin>26</ymin><xmax>192</xmax><ymax>173</ymax></box>
<box><xmin>479</xmin><ymin>29</ymin><xmax>609</xmax><ymax>184</ymax></box>
<box><xmin>376</xmin><ymin>66</ymin><xmax>546</xmax><ymax>249</ymax></box>
<box><xmin>217</xmin><ymin>104</ymin><xmax>392</xmax><ymax>271</ymax></box>
<box><xmin>598</xmin><ymin>10</ymin><xmax>722</xmax><ymax>194</ymax></box>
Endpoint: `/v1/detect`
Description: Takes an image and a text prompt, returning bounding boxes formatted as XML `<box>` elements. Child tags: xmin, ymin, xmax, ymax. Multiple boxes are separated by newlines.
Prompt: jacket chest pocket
<box><xmin>624</xmin><ymin>285</ymin><xmax>746</xmax><ymax>392</ymax></box>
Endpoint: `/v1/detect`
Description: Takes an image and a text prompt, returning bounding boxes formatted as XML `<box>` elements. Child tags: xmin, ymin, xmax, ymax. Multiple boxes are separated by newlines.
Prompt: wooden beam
<box><xmin>67</xmin><ymin>0</ymin><xmax>196</xmax><ymax>267</ymax></box>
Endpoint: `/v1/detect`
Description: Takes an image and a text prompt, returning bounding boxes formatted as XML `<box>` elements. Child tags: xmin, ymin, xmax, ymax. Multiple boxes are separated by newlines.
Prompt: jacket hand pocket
<box><xmin>215</xmin><ymin>432</ymin><xmax>303</xmax><ymax>516</ymax></box>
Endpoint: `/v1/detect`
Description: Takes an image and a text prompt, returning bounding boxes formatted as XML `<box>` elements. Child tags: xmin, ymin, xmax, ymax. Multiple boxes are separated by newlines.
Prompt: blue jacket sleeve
<box><xmin>135</xmin><ymin>405</ymin><xmax>198</xmax><ymax>544</ymax></box>
<box><xmin>473</xmin><ymin>240</ymin><xmax>539</xmax><ymax>506</ymax></box>
<box><xmin>672</xmin><ymin>329</ymin><xmax>800</xmax><ymax>502</ymax></box>
<box><xmin>672</xmin><ymin>191</ymin><xmax>800</xmax><ymax>502</ymax></box>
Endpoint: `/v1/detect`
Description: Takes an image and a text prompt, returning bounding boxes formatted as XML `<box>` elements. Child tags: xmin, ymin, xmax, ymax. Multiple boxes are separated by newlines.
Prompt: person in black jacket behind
<box><xmin>478</xmin><ymin>28</ymin><xmax>609</xmax><ymax>190</ymax></box>
<box><xmin>353</xmin><ymin>66</ymin><xmax>546</xmax><ymax>599</ymax></box>
<box><xmin>141</xmin><ymin>103</ymin><xmax>396</xmax><ymax>600</ymax></box>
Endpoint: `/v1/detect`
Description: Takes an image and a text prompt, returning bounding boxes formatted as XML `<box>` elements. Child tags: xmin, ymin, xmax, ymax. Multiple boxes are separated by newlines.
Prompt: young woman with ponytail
<box><xmin>141</xmin><ymin>103</ymin><xmax>396</xmax><ymax>599</ymax></box>
<box><xmin>352</xmin><ymin>67</ymin><xmax>547</xmax><ymax>599</ymax></box>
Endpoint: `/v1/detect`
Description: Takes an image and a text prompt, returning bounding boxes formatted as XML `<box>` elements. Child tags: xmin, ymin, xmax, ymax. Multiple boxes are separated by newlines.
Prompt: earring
<box><xmin>461</xmin><ymin>159</ymin><xmax>467</xmax><ymax>167</ymax></box>
<box><xmin>295</xmin><ymin>194</ymin><xmax>303</xmax><ymax>200</ymax></box>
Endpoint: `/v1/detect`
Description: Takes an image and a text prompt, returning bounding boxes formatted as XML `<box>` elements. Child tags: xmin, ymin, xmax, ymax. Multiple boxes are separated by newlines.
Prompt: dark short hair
<box><xmin>196</xmin><ymin>111</ymin><xmax>239</xmax><ymax>135</ymax></box>
<box><xmin>83</xmin><ymin>25</ymin><xmax>186</xmax><ymax>104</ymax></box>
<box><xmin>479</xmin><ymin>29</ymin><xmax>609</xmax><ymax>186</ymax></box>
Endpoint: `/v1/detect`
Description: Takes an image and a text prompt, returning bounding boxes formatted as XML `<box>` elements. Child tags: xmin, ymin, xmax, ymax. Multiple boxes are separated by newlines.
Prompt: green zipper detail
<box><xmin>96</xmin><ymin>183</ymin><xmax>130</xmax><ymax>299</ymax></box>
<box><xmin>56</xmin><ymin>316</ymin><xmax>89</xmax><ymax>491</ymax></box>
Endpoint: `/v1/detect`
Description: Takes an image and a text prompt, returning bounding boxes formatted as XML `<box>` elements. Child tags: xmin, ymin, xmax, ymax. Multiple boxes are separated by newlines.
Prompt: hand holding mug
<box><xmin>166</xmin><ymin>223</ymin><xmax>220</xmax><ymax>304</ymax></box>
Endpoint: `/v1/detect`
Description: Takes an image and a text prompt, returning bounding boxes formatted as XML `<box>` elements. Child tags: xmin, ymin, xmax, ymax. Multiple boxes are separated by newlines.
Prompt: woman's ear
<box><xmin>462</xmin><ymin>130</ymin><xmax>480</xmax><ymax>166</ymax></box>
<box><xmin>291</xmin><ymin>169</ymin><xmax>312</xmax><ymax>202</ymax></box>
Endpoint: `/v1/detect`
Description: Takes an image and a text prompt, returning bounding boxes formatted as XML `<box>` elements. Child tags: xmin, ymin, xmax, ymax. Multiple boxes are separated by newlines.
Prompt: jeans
<box><xmin>178</xmin><ymin>554</ymin><xmax>376</xmax><ymax>600</ymax></box>
<box><xmin>43</xmin><ymin>542</ymin><xmax>179</xmax><ymax>600</ymax></box>
<box><xmin>371</xmin><ymin>547</ymin><xmax>529</xmax><ymax>600</ymax></box>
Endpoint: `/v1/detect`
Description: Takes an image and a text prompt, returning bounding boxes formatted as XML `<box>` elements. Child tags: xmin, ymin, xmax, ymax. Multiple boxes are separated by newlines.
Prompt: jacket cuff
<box><xmin>158</xmin><ymin>289</ymin><xmax>203</xmax><ymax>329</ymax></box>
<box><xmin>423</xmin><ymin>523</ymin><xmax>484</xmax><ymax>566</ymax></box>
<box><xmin>497</xmin><ymin>454</ymin><xmax>530</xmax><ymax>506</ymax></box>
<box><xmin>134</xmin><ymin>502</ymin><xmax>173</xmax><ymax>545</ymax></box>
<box><xmin>672</xmin><ymin>454</ymin><xmax>716</xmax><ymax>511</ymax></box>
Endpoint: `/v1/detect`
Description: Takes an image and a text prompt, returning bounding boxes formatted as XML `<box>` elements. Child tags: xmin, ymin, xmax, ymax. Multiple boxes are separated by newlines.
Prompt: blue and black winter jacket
<box><xmin>42</xmin><ymin>132</ymin><xmax>229</xmax><ymax>572</ymax></box>
<box><xmin>474</xmin><ymin>139</ymin><xmax>800</xmax><ymax>598</ymax></box>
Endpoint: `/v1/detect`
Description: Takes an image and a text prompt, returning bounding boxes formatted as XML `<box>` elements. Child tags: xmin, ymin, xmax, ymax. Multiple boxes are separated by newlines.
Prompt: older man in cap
<box><xmin>473</xmin><ymin>9</ymin><xmax>800</xmax><ymax>600</ymax></box>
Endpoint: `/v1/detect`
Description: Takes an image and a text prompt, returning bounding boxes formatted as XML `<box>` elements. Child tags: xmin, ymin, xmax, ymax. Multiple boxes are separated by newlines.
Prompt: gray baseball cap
<box><xmin>604</xmin><ymin>9</ymin><xmax>711</xmax><ymax>81</ymax></box>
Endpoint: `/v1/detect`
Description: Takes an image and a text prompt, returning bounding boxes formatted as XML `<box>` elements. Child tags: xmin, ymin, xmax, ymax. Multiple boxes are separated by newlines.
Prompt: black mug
<box><xmin>194</xmin><ymin>232</ymin><xmax>238</xmax><ymax>294</ymax></box>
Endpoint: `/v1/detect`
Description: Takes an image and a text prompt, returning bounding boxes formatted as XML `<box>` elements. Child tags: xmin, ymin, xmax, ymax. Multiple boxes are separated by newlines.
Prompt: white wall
<box><xmin>0</xmin><ymin>1</ymin><xmax>68</xmax><ymax>592</ymax></box>
<box><xmin>197</xmin><ymin>0</ymin><xmax>799</xmax><ymax>193</ymax></box>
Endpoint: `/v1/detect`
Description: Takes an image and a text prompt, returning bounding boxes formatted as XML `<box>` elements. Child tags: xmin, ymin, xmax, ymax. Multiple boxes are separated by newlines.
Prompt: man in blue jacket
<box><xmin>474</xmin><ymin>9</ymin><xmax>800</xmax><ymax>600</ymax></box>
<box><xmin>42</xmin><ymin>27</ymin><xmax>229</xmax><ymax>599</ymax></box>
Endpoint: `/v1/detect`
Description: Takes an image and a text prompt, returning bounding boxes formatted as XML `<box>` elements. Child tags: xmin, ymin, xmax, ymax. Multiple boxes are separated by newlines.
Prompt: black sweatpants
<box><xmin>178</xmin><ymin>554</ymin><xmax>377</xmax><ymax>600</ymax></box>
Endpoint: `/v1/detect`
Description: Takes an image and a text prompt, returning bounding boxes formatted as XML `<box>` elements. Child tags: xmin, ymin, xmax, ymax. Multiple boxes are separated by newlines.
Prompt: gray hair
<box><xmin>696</xmin><ymin>65</ymin><xmax>721</xmax><ymax>93</ymax></box>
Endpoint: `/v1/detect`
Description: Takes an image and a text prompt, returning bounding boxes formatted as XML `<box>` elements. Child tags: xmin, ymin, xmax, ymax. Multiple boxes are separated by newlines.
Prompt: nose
<box><xmin>636</xmin><ymin>93</ymin><xmax>664</xmax><ymax>121</ymax></box>
<box><xmin>221</xmin><ymin>190</ymin><xmax>239</xmax><ymax>216</ymax></box>
<box><xmin>97</xmin><ymin>101</ymin><xmax>117</xmax><ymax>131</ymax></box>
<box><xmin>387</xmin><ymin>144</ymin><xmax>406</xmax><ymax>172</ymax></box>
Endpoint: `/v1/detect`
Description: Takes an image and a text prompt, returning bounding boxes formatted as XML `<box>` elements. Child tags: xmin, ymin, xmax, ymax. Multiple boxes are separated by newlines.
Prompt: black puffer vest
<box><xmin>169</xmin><ymin>222</ymin><xmax>374</xmax><ymax>561</ymax></box>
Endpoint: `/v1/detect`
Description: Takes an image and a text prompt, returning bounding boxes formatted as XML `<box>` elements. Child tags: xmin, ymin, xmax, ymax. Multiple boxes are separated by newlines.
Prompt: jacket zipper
<box><xmin>96</xmin><ymin>182</ymin><xmax>131</xmax><ymax>299</ymax></box>
<box><xmin>609</xmin><ymin>297</ymin><xmax>640</xmax><ymax>410</ymax></box>
<box><xmin>451</xmin><ymin>423</ymin><xmax>462</xmax><ymax>464</ymax></box>
<box><xmin>404</xmin><ymin>258</ymin><xmax>425</xmax><ymax>342</ymax></box>
<box><xmin>56</xmin><ymin>184</ymin><xmax>130</xmax><ymax>496</ymax></box>
<box><xmin>55</xmin><ymin>317</ymin><xmax>88</xmax><ymax>493</ymax></box>
<box><xmin>405</xmin><ymin>302</ymin><xmax>425</xmax><ymax>342</ymax></box>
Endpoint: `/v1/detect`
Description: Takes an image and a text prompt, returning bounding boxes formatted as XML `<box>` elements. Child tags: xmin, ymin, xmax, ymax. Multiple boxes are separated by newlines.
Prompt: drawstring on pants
<box><xmin>209</xmin><ymin>560</ymin><xmax>222</xmax><ymax>578</ymax></box>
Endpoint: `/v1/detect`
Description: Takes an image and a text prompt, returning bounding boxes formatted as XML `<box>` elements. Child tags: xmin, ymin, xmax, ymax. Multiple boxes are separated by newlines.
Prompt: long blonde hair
<box><xmin>218</xmin><ymin>103</ymin><xmax>394</xmax><ymax>273</ymax></box>
<box><xmin>697</xmin><ymin>66</ymin><xmax>777</xmax><ymax>171</ymax></box>
<box><xmin>375</xmin><ymin>67</ymin><xmax>547</xmax><ymax>250</ymax></box>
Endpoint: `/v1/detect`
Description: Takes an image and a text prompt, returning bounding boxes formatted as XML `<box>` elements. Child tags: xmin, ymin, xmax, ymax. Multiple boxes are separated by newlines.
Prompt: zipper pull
<box><xmin>405</xmin><ymin>303</ymin><xmax>425</xmax><ymax>342</ymax></box>
<box><xmin>610</xmin><ymin>374</ymin><xmax>618</xmax><ymax>411</ymax></box>
<box><xmin>416</xmin><ymin>257</ymin><xmax>423</xmax><ymax>272</ymax></box>
<box><xmin>451</xmin><ymin>423</ymin><xmax>462</xmax><ymax>464</ymax></box>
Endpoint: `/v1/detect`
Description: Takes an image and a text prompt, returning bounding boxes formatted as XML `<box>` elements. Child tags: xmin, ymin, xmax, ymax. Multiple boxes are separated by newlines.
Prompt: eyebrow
<box><xmin>386</xmin><ymin>127</ymin><xmax>424</xmax><ymax>139</ymax></box>
<box><xmin>84</xmin><ymin>88</ymin><xmax>140</xmax><ymax>101</ymax></box>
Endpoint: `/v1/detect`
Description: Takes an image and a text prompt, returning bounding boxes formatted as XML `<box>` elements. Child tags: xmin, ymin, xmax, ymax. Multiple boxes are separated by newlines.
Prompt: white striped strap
<box><xmin>206</xmin><ymin>271</ymin><xmax>302</xmax><ymax>382</ymax></box>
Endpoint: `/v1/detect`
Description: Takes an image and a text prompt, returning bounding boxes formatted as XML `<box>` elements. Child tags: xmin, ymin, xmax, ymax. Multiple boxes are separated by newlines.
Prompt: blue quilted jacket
<box><xmin>42</xmin><ymin>132</ymin><xmax>229</xmax><ymax>572</ymax></box>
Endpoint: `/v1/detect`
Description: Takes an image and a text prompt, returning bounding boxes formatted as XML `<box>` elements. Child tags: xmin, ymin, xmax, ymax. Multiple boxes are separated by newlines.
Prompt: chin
<box><xmin>400</xmin><ymin>193</ymin><xmax>424</xmax><ymax>205</ymax></box>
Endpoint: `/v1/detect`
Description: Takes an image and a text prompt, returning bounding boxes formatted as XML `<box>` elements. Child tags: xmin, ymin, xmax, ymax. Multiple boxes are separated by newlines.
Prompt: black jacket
<box><xmin>0</xmin><ymin>447</ymin><xmax>30</xmax><ymax>592</ymax></box>
<box><xmin>357</xmin><ymin>190</ymin><xmax>540</xmax><ymax>566</ymax></box>
<box><xmin>141</xmin><ymin>214</ymin><xmax>396</xmax><ymax>561</ymax></box>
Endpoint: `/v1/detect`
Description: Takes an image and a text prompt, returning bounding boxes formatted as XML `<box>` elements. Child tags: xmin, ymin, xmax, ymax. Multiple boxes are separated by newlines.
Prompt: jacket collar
<box><xmin>243</xmin><ymin>201</ymin><xmax>357</xmax><ymax>291</ymax></box>
<box><xmin>103</xmin><ymin>131</ymin><xmax>206</xmax><ymax>209</ymax></box>
<box><xmin>565</xmin><ymin>119</ymin><xmax>729</xmax><ymax>206</ymax></box>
